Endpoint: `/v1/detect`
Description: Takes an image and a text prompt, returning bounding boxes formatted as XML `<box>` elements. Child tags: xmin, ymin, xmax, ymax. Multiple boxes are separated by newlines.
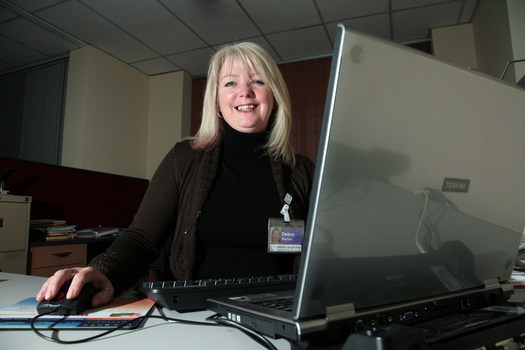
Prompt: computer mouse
<box><xmin>37</xmin><ymin>282</ymin><xmax>97</xmax><ymax>315</ymax></box>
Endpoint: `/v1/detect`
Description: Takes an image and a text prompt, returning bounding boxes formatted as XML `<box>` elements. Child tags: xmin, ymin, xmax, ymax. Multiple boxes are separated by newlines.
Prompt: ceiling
<box><xmin>0</xmin><ymin>0</ymin><xmax>479</xmax><ymax>78</ymax></box>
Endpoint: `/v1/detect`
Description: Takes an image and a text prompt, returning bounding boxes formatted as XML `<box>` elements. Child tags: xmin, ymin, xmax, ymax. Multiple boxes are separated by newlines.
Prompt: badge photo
<box><xmin>267</xmin><ymin>218</ymin><xmax>304</xmax><ymax>253</ymax></box>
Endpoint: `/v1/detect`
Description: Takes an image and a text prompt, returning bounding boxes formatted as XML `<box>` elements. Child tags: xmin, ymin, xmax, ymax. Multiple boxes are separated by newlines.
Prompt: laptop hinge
<box><xmin>484</xmin><ymin>278</ymin><xmax>500</xmax><ymax>290</ymax></box>
<box><xmin>484</xmin><ymin>278</ymin><xmax>515</xmax><ymax>300</ymax></box>
<box><xmin>326</xmin><ymin>303</ymin><xmax>356</xmax><ymax>323</ymax></box>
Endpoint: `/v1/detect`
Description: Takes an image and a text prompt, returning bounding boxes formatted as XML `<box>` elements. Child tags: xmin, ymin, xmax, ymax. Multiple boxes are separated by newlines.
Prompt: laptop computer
<box><xmin>207</xmin><ymin>24</ymin><xmax>525</xmax><ymax>347</ymax></box>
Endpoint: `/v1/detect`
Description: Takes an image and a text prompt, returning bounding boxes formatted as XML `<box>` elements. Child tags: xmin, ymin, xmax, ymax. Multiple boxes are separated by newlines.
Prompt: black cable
<box><xmin>30</xmin><ymin>310</ymin><xmax>144</xmax><ymax>344</ymax></box>
<box><xmin>30</xmin><ymin>309</ymin><xmax>217</xmax><ymax>345</ymax></box>
<box><xmin>206</xmin><ymin>314</ymin><xmax>278</xmax><ymax>350</ymax></box>
<box><xmin>30</xmin><ymin>307</ymin><xmax>279</xmax><ymax>349</ymax></box>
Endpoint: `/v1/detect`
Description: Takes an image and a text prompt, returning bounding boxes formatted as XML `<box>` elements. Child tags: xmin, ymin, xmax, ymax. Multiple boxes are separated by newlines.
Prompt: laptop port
<box><xmin>461</xmin><ymin>299</ymin><xmax>471</xmax><ymax>309</ymax></box>
<box><xmin>371</xmin><ymin>314</ymin><xmax>392</xmax><ymax>326</ymax></box>
<box><xmin>400</xmin><ymin>311</ymin><xmax>418</xmax><ymax>321</ymax></box>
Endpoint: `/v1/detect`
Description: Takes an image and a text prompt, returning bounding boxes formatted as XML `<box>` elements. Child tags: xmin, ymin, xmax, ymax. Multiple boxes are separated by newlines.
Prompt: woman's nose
<box><xmin>239</xmin><ymin>83</ymin><xmax>254</xmax><ymax>97</ymax></box>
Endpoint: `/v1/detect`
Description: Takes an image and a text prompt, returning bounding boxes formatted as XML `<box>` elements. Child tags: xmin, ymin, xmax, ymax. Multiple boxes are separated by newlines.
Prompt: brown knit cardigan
<box><xmin>89</xmin><ymin>139</ymin><xmax>315</xmax><ymax>293</ymax></box>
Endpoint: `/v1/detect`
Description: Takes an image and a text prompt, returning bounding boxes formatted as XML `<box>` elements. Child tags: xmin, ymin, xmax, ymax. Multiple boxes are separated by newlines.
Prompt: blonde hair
<box><xmin>191</xmin><ymin>42</ymin><xmax>295</xmax><ymax>165</ymax></box>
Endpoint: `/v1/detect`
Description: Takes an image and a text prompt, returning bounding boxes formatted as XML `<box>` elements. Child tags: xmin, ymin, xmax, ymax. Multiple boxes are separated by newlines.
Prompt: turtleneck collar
<box><xmin>220</xmin><ymin>119</ymin><xmax>270</xmax><ymax>162</ymax></box>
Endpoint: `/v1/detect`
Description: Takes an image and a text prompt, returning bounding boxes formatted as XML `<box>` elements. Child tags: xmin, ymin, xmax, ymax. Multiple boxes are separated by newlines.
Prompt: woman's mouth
<box><xmin>236</xmin><ymin>104</ymin><xmax>257</xmax><ymax>111</ymax></box>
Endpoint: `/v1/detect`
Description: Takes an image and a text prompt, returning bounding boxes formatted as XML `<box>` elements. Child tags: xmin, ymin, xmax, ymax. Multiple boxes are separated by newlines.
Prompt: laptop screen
<box><xmin>294</xmin><ymin>24</ymin><xmax>525</xmax><ymax>320</ymax></box>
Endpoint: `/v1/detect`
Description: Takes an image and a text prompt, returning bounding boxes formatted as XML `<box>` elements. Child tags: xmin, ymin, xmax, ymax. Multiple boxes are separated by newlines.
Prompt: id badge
<box><xmin>268</xmin><ymin>218</ymin><xmax>304</xmax><ymax>253</ymax></box>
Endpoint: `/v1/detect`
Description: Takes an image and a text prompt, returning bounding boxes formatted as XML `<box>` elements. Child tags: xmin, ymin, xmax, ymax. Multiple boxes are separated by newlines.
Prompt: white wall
<box><xmin>147</xmin><ymin>71</ymin><xmax>192</xmax><ymax>179</ymax></box>
<box><xmin>432</xmin><ymin>23</ymin><xmax>478</xmax><ymax>69</ymax></box>
<box><xmin>62</xmin><ymin>46</ymin><xmax>192</xmax><ymax>179</ymax></box>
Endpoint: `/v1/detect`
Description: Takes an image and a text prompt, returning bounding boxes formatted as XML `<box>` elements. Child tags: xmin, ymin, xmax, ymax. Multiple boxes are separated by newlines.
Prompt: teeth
<box><xmin>237</xmin><ymin>105</ymin><xmax>256</xmax><ymax>111</ymax></box>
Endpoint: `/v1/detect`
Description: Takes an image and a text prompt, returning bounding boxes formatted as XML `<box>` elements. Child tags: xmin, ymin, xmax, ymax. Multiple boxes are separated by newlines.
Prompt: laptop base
<box><xmin>342</xmin><ymin>324</ymin><xmax>428</xmax><ymax>350</ymax></box>
<box><xmin>340</xmin><ymin>312</ymin><xmax>525</xmax><ymax>350</ymax></box>
<box><xmin>287</xmin><ymin>296</ymin><xmax>525</xmax><ymax>350</ymax></box>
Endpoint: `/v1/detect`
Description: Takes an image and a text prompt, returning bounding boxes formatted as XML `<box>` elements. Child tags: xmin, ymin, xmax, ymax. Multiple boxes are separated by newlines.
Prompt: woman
<box><xmin>37</xmin><ymin>42</ymin><xmax>315</xmax><ymax>308</ymax></box>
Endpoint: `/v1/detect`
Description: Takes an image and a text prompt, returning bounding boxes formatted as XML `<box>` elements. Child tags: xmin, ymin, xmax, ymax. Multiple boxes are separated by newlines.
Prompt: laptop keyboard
<box><xmin>137</xmin><ymin>274</ymin><xmax>297</xmax><ymax>312</ymax></box>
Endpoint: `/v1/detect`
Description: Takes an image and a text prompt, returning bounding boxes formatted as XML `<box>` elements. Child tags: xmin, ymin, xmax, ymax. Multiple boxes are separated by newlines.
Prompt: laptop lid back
<box><xmin>293</xmin><ymin>24</ymin><xmax>525</xmax><ymax>321</ymax></box>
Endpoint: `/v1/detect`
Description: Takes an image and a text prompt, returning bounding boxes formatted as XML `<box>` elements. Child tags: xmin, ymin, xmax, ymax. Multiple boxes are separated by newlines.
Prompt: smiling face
<box><xmin>217</xmin><ymin>56</ymin><xmax>274</xmax><ymax>134</ymax></box>
<box><xmin>271</xmin><ymin>228</ymin><xmax>281</xmax><ymax>243</ymax></box>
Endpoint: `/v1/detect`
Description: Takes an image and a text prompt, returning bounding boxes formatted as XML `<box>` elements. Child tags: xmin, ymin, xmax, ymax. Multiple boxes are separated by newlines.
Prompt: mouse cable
<box><xmin>30</xmin><ymin>309</ymin><xmax>218</xmax><ymax>345</ymax></box>
<box><xmin>206</xmin><ymin>313</ymin><xmax>278</xmax><ymax>350</ymax></box>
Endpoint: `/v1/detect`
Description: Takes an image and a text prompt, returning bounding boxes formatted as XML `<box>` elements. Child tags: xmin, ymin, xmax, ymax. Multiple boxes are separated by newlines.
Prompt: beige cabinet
<box><xmin>0</xmin><ymin>195</ymin><xmax>31</xmax><ymax>274</ymax></box>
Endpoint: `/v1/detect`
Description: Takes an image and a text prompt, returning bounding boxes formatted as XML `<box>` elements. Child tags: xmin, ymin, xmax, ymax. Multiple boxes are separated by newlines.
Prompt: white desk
<box><xmin>0</xmin><ymin>272</ymin><xmax>291</xmax><ymax>349</ymax></box>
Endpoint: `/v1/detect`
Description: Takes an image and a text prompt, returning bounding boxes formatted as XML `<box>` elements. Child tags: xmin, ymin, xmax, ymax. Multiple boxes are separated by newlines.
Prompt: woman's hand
<box><xmin>36</xmin><ymin>267</ymin><xmax>115</xmax><ymax>308</ymax></box>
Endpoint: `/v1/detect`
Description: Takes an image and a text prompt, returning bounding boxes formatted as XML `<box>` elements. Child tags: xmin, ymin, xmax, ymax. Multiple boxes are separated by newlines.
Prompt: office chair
<box><xmin>500</xmin><ymin>58</ymin><xmax>525</xmax><ymax>89</ymax></box>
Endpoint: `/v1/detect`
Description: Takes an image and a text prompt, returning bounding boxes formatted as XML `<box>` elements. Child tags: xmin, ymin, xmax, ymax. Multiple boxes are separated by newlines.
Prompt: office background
<box><xmin>0</xmin><ymin>0</ymin><xmax>523</xmax><ymax>181</ymax></box>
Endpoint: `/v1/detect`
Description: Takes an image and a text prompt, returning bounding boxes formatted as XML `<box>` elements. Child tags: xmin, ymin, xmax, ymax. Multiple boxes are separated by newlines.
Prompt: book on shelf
<box><xmin>30</xmin><ymin>219</ymin><xmax>67</xmax><ymax>230</ymax></box>
<box><xmin>45</xmin><ymin>232</ymin><xmax>76</xmax><ymax>241</ymax></box>
<box><xmin>30</xmin><ymin>219</ymin><xmax>77</xmax><ymax>241</ymax></box>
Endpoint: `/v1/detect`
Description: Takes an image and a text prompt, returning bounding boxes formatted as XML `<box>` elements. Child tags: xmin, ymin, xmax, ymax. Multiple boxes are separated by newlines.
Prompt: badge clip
<box><xmin>280</xmin><ymin>204</ymin><xmax>290</xmax><ymax>223</ymax></box>
<box><xmin>280</xmin><ymin>193</ymin><xmax>293</xmax><ymax>223</ymax></box>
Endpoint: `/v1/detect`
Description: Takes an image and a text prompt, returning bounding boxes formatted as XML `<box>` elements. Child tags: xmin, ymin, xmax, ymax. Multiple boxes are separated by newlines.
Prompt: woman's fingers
<box><xmin>36</xmin><ymin>266</ymin><xmax>114</xmax><ymax>309</ymax></box>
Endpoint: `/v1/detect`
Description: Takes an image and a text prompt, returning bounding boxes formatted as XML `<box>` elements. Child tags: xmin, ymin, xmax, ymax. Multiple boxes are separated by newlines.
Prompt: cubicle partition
<box><xmin>0</xmin><ymin>157</ymin><xmax>149</xmax><ymax>230</ymax></box>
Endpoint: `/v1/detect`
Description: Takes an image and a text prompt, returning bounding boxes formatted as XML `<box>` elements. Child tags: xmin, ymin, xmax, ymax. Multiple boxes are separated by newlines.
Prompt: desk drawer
<box><xmin>32</xmin><ymin>264</ymin><xmax>82</xmax><ymax>278</ymax></box>
<box><xmin>31</xmin><ymin>244</ymin><xmax>87</xmax><ymax>272</ymax></box>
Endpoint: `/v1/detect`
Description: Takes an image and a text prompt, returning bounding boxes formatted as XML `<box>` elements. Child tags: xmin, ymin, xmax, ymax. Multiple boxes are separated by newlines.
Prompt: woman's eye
<box><xmin>224</xmin><ymin>81</ymin><xmax>235</xmax><ymax>87</ymax></box>
<box><xmin>252</xmin><ymin>80</ymin><xmax>265</xmax><ymax>85</ymax></box>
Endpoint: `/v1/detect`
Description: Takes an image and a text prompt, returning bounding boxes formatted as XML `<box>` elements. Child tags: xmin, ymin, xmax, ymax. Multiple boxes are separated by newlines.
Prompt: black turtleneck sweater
<box><xmin>195</xmin><ymin>121</ymin><xmax>295</xmax><ymax>279</ymax></box>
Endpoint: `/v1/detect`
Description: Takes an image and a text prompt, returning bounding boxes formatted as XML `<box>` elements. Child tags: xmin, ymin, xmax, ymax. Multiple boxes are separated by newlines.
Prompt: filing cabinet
<box><xmin>0</xmin><ymin>195</ymin><xmax>31</xmax><ymax>274</ymax></box>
